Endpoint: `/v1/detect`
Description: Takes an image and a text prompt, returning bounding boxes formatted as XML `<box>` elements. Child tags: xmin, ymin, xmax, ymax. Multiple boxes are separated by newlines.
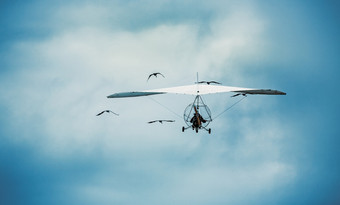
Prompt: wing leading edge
<box><xmin>107</xmin><ymin>84</ymin><xmax>286</xmax><ymax>98</ymax></box>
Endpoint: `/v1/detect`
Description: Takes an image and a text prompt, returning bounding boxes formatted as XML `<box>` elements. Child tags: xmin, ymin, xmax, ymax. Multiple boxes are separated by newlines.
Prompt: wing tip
<box><xmin>107</xmin><ymin>91</ymin><xmax>165</xmax><ymax>98</ymax></box>
<box><xmin>275</xmin><ymin>90</ymin><xmax>286</xmax><ymax>95</ymax></box>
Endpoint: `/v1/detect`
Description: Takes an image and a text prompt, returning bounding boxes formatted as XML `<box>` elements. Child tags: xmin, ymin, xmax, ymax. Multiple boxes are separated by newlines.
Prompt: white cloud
<box><xmin>4</xmin><ymin>3</ymin><xmax>269</xmax><ymax>151</ymax></box>
<box><xmin>0</xmin><ymin>1</ymin><xmax>296</xmax><ymax>204</ymax></box>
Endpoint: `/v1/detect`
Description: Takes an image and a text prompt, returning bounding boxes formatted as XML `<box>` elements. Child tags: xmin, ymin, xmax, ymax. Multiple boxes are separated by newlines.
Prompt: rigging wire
<box><xmin>147</xmin><ymin>96</ymin><xmax>183</xmax><ymax>119</ymax></box>
<box><xmin>147</xmin><ymin>94</ymin><xmax>247</xmax><ymax>121</ymax></box>
<box><xmin>212</xmin><ymin>96</ymin><xmax>247</xmax><ymax>120</ymax></box>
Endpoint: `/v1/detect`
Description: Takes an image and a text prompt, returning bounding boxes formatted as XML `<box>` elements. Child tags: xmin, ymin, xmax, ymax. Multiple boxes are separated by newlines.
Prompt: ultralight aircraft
<box><xmin>107</xmin><ymin>76</ymin><xmax>286</xmax><ymax>134</ymax></box>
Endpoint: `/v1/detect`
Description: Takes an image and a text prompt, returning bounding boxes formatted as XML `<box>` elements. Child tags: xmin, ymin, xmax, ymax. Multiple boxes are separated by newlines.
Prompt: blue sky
<box><xmin>1</xmin><ymin>0</ymin><xmax>339</xmax><ymax>204</ymax></box>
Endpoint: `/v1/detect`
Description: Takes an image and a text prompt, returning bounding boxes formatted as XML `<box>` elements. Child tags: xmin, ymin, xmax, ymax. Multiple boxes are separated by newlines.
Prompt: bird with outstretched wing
<box><xmin>148</xmin><ymin>120</ymin><xmax>175</xmax><ymax>124</ymax></box>
<box><xmin>147</xmin><ymin>72</ymin><xmax>165</xmax><ymax>81</ymax></box>
<box><xmin>197</xmin><ymin>80</ymin><xmax>221</xmax><ymax>85</ymax></box>
<box><xmin>96</xmin><ymin>110</ymin><xmax>119</xmax><ymax>116</ymax></box>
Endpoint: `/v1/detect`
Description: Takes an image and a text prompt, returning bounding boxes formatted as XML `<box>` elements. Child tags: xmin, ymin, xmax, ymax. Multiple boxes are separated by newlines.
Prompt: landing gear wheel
<box><xmin>208</xmin><ymin>128</ymin><xmax>211</xmax><ymax>134</ymax></box>
<box><xmin>182</xmin><ymin>127</ymin><xmax>185</xmax><ymax>132</ymax></box>
<box><xmin>196</xmin><ymin>128</ymin><xmax>198</xmax><ymax>133</ymax></box>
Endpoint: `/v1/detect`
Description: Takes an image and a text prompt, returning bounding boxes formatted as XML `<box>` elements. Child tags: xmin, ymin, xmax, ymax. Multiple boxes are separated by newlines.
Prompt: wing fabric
<box><xmin>107</xmin><ymin>84</ymin><xmax>286</xmax><ymax>98</ymax></box>
<box><xmin>146</xmin><ymin>84</ymin><xmax>285</xmax><ymax>95</ymax></box>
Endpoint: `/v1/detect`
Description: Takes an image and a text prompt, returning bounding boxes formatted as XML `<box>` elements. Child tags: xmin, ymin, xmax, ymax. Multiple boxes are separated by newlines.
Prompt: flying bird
<box><xmin>96</xmin><ymin>110</ymin><xmax>119</xmax><ymax>116</ymax></box>
<box><xmin>197</xmin><ymin>81</ymin><xmax>221</xmax><ymax>85</ymax></box>
<box><xmin>231</xmin><ymin>93</ymin><xmax>247</xmax><ymax>97</ymax></box>
<box><xmin>147</xmin><ymin>72</ymin><xmax>165</xmax><ymax>81</ymax></box>
<box><xmin>148</xmin><ymin>120</ymin><xmax>175</xmax><ymax>124</ymax></box>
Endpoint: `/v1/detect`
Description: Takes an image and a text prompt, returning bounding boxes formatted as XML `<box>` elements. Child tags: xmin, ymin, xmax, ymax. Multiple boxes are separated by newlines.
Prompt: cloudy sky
<box><xmin>0</xmin><ymin>0</ymin><xmax>339</xmax><ymax>204</ymax></box>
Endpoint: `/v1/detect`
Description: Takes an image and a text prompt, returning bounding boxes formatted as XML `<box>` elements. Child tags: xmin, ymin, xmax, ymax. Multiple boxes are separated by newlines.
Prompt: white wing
<box><xmin>107</xmin><ymin>84</ymin><xmax>286</xmax><ymax>98</ymax></box>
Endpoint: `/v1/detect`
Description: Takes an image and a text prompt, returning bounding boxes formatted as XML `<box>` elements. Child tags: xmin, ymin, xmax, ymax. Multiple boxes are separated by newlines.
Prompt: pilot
<box><xmin>190</xmin><ymin>113</ymin><xmax>206</xmax><ymax>128</ymax></box>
